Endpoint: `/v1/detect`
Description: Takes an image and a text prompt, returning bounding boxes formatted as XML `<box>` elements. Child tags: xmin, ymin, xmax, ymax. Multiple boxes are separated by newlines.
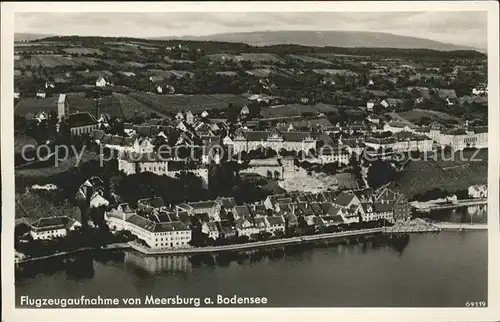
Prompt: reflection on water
<box><xmin>15</xmin><ymin>231</ymin><xmax>487</xmax><ymax>307</ymax></box>
<box><xmin>120</xmin><ymin>234</ymin><xmax>412</xmax><ymax>275</ymax></box>
<box><xmin>124</xmin><ymin>252</ymin><xmax>192</xmax><ymax>274</ymax></box>
<box><xmin>416</xmin><ymin>205</ymin><xmax>487</xmax><ymax>224</ymax></box>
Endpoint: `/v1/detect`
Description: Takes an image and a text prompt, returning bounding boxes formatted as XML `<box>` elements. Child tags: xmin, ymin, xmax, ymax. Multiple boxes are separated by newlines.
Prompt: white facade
<box><xmin>235</xmin><ymin>218</ymin><xmax>262</xmax><ymax>237</ymax></box>
<box><xmin>107</xmin><ymin>215</ymin><xmax>192</xmax><ymax>249</ymax></box>
<box><xmin>118</xmin><ymin>159</ymin><xmax>168</xmax><ymax>175</ymax></box>
<box><xmin>437</xmin><ymin>131</ymin><xmax>488</xmax><ymax>151</ymax></box>
<box><xmin>96</xmin><ymin>77</ymin><xmax>107</xmax><ymax>87</ymax></box>
<box><xmin>201</xmin><ymin>223</ymin><xmax>220</xmax><ymax>240</ymax></box>
<box><xmin>365</xmin><ymin>136</ymin><xmax>434</xmax><ymax>153</ymax></box>
<box><xmin>318</xmin><ymin>151</ymin><xmax>350</xmax><ymax>165</ymax></box>
<box><xmin>468</xmin><ymin>185</ymin><xmax>488</xmax><ymax>199</ymax></box>
<box><xmin>71</xmin><ymin>124</ymin><xmax>97</xmax><ymax>136</ymax></box>
<box><xmin>36</xmin><ymin>91</ymin><xmax>46</xmax><ymax>98</ymax></box>
<box><xmin>30</xmin><ymin>227</ymin><xmax>67</xmax><ymax>240</ymax></box>
<box><xmin>472</xmin><ymin>88</ymin><xmax>487</xmax><ymax>95</ymax></box>
<box><xmin>383</xmin><ymin>123</ymin><xmax>416</xmax><ymax>134</ymax></box>
<box><xmin>232</xmin><ymin>132</ymin><xmax>316</xmax><ymax>155</ymax></box>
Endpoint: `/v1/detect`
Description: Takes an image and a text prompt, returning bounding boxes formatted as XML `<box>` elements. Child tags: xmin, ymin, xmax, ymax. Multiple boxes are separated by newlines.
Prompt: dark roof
<box><xmin>281</xmin><ymin>131</ymin><xmax>314</xmax><ymax>142</ymax></box>
<box><xmin>238</xmin><ymin>131</ymin><xmax>272</xmax><ymax>142</ymax></box>
<box><xmin>374</xmin><ymin>201</ymin><xmax>395</xmax><ymax>213</ymax></box>
<box><xmin>120</xmin><ymin>152</ymin><xmax>166</xmax><ymax>163</ymax></box>
<box><xmin>68</xmin><ymin>112</ymin><xmax>97</xmax><ymax>128</ymax></box>
<box><xmin>266</xmin><ymin>216</ymin><xmax>285</xmax><ymax>226</ymax></box>
<box><xmin>138</xmin><ymin>197</ymin><xmax>164</xmax><ymax>209</ymax></box>
<box><xmin>334</xmin><ymin>192</ymin><xmax>356</xmax><ymax>207</ymax></box>
<box><xmin>126</xmin><ymin>214</ymin><xmax>189</xmax><ymax>232</ymax></box>
<box><xmin>473</xmin><ymin>126</ymin><xmax>488</xmax><ymax>134</ymax></box>
<box><xmin>90</xmin><ymin>130</ymin><xmax>105</xmax><ymax>140</ymax></box>
<box><xmin>216</xmin><ymin>197</ymin><xmax>237</xmax><ymax>209</ymax></box>
<box><xmin>30</xmin><ymin>216</ymin><xmax>78</xmax><ymax>232</ymax></box>
<box><xmin>188</xmin><ymin>201</ymin><xmax>218</xmax><ymax>209</ymax></box>
<box><xmin>322</xmin><ymin>215</ymin><xmax>344</xmax><ymax>223</ymax></box>
<box><xmin>134</xmin><ymin>125</ymin><xmax>160</xmax><ymax>138</ymax></box>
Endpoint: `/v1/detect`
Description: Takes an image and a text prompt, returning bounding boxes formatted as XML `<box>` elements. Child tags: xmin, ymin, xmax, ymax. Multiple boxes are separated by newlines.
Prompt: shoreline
<box><xmin>15</xmin><ymin>222</ymin><xmax>488</xmax><ymax>263</ymax></box>
<box><xmin>129</xmin><ymin>227</ymin><xmax>385</xmax><ymax>255</ymax></box>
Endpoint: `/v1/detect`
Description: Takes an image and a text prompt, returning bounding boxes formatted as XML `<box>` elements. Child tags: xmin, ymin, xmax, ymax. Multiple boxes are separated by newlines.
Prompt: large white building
<box><xmin>29</xmin><ymin>216</ymin><xmax>81</xmax><ymax>240</ymax></box>
<box><xmin>231</xmin><ymin>129</ymin><xmax>317</xmax><ymax>155</ymax></box>
<box><xmin>436</xmin><ymin>127</ymin><xmax>488</xmax><ymax>151</ymax></box>
<box><xmin>117</xmin><ymin>152</ymin><xmax>209</xmax><ymax>186</ymax></box>
<box><xmin>414</xmin><ymin>122</ymin><xmax>488</xmax><ymax>152</ymax></box>
<box><xmin>364</xmin><ymin>132</ymin><xmax>434</xmax><ymax>153</ymax></box>
<box><xmin>468</xmin><ymin>184</ymin><xmax>488</xmax><ymax>199</ymax></box>
<box><xmin>318</xmin><ymin>146</ymin><xmax>350</xmax><ymax>164</ymax></box>
<box><xmin>105</xmin><ymin>207</ymin><xmax>192</xmax><ymax>249</ymax></box>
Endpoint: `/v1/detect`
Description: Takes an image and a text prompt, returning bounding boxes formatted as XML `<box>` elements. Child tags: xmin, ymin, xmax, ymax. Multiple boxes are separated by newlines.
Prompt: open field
<box><xmin>129</xmin><ymin>92</ymin><xmax>250</xmax><ymax>114</ymax></box>
<box><xmin>261</xmin><ymin>103</ymin><xmax>339</xmax><ymax>118</ymax></box>
<box><xmin>210</xmin><ymin>94</ymin><xmax>252</xmax><ymax>106</ymax></box>
<box><xmin>396</xmin><ymin>109</ymin><xmax>460</xmax><ymax>123</ymax></box>
<box><xmin>312</xmin><ymin>69</ymin><xmax>358</xmax><ymax>76</ymax></box>
<box><xmin>396</xmin><ymin>149</ymin><xmax>488</xmax><ymax>198</ymax></box>
<box><xmin>149</xmin><ymin>70</ymin><xmax>194</xmax><ymax>79</ymax></box>
<box><xmin>15</xmin><ymin>55</ymin><xmax>100</xmax><ymax>69</ymax></box>
<box><xmin>235</xmin><ymin>53</ymin><xmax>284</xmax><ymax>63</ymax></box>
<box><xmin>245</xmin><ymin>69</ymin><xmax>273</xmax><ymax>78</ymax></box>
<box><xmin>15</xmin><ymin>96</ymin><xmax>60</xmax><ymax>115</ymax></box>
<box><xmin>261</xmin><ymin>105</ymin><xmax>302</xmax><ymax>118</ymax></box>
<box><xmin>287</xmin><ymin>54</ymin><xmax>332</xmax><ymax>64</ymax></box>
<box><xmin>62</xmin><ymin>47</ymin><xmax>103</xmax><ymax>55</ymax></box>
<box><xmin>15</xmin><ymin>190</ymin><xmax>82</xmax><ymax>221</ymax></box>
<box><xmin>15</xmin><ymin>92</ymin><xmax>153</xmax><ymax>120</ymax></box>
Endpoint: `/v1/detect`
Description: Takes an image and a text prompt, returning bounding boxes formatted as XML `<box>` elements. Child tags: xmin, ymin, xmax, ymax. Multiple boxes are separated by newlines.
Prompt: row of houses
<box><xmin>102</xmin><ymin>186</ymin><xmax>411</xmax><ymax>250</ymax></box>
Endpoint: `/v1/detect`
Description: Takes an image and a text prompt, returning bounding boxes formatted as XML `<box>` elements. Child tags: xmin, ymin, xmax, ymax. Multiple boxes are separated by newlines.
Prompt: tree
<box><xmin>367</xmin><ymin>159</ymin><xmax>395</xmax><ymax>189</ymax></box>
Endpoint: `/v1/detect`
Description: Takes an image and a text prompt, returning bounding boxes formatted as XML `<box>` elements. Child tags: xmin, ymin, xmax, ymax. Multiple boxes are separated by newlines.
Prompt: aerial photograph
<box><xmin>12</xmin><ymin>11</ymin><xmax>488</xmax><ymax>308</ymax></box>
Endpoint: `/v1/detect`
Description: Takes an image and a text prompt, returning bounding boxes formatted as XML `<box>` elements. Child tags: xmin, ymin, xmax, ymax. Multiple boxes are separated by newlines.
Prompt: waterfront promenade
<box><xmin>129</xmin><ymin>228</ymin><xmax>384</xmax><ymax>255</ymax></box>
<box><xmin>15</xmin><ymin>243</ymin><xmax>130</xmax><ymax>265</ymax></box>
<box><xmin>433</xmin><ymin>222</ymin><xmax>488</xmax><ymax>231</ymax></box>
<box><xmin>412</xmin><ymin>198</ymin><xmax>487</xmax><ymax>213</ymax></box>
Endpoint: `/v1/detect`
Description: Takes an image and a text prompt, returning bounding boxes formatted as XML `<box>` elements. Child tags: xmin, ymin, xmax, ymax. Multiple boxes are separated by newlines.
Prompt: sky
<box><xmin>15</xmin><ymin>11</ymin><xmax>487</xmax><ymax>49</ymax></box>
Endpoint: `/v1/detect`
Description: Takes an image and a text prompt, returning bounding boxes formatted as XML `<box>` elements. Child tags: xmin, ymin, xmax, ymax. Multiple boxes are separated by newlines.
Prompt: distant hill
<box><xmin>15</xmin><ymin>33</ymin><xmax>56</xmax><ymax>42</ymax></box>
<box><xmin>167</xmin><ymin>30</ymin><xmax>480</xmax><ymax>52</ymax></box>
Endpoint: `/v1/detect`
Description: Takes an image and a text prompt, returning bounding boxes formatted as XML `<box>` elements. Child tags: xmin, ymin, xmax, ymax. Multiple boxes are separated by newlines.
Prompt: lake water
<box><xmin>15</xmin><ymin>229</ymin><xmax>488</xmax><ymax>307</ymax></box>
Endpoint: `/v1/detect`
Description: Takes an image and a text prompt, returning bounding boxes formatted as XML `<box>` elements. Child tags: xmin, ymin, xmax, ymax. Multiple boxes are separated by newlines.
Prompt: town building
<box><xmin>201</xmin><ymin>222</ymin><xmax>220</xmax><ymax>240</ymax></box>
<box><xmin>95</xmin><ymin>76</ymin><xmax>107</xmax><ymax>87</ymax></box>
<box><xmin>374</xmin><ymin>186</ymin><xmax>411</xmax><ymax>221</ymax></box>
<box><xmin>235</xmin><ymin>217</ymin><xmax>260</xmax><ymax>237</ymax></box>
<box><xmin>265</xmin><ymin>216</ymin><xmax>286</xmax><ymax>234</ymax></box>
<box><xmin>468</xmin><ymin>184</ymin><xmax>488</xmax><ymax>199</ymax></box>
<box><xmin>176</xmin><ymin>201</ymin><xmax>222</xmax><ymax>222</ymax></box>
<box><xmin>68</xmin><ymin>112</ymin><xmax>98</xmax><ymax>136</ymax></box>
<box><xmin>318</xmin><ymin>145</ymin><xmax>350</xmax><ymax>165</ymax></box>
<box><xmin>29</xmin><ymin>216</ymin><xmax>81</xmax><ymax>240</ymax></box>
<box><xmin>123</xmin><ymin>214</ymin><xmax>191</xmax><ymax>249</ymax></box>
<box><xmin>436</xmin><ymin>127</ymin><xmax>488</xmax><ymax>151</ymax></box>
<box><xmin>57</xmin><ymin>94</ymin><xmax>69</xmax><ymax>121</ymax></box>
<box><xmin>364</xmin><ymin>132</ymin><xmax>433</xmax><ymax>153</ymax></box>
<box><xmin>232</xmin><ymin>129</ymin><xmax>316</xmax><ymax>155</ymax></box>
<box><xmin>36</xmin><ymin>90</ymin><xmax>46</xmax><ymax>98</ymax></box>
